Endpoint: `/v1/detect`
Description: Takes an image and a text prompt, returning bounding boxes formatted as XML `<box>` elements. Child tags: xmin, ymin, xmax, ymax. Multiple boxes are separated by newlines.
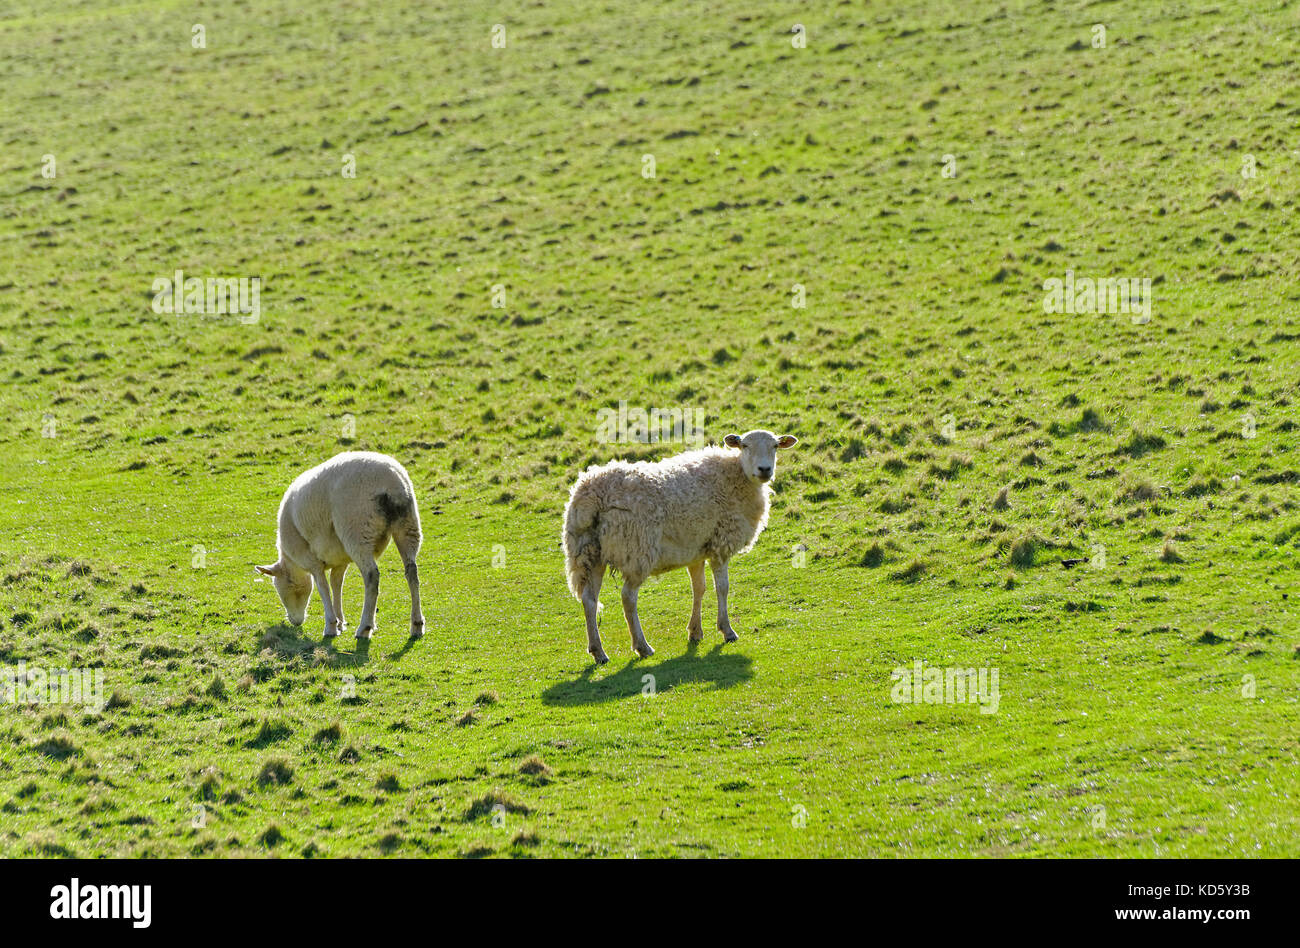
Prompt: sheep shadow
<box><xmin>257</xmin><ymin>624</ymin><xmax>371</xmax><ymax>668</ymax></box>
<box><xmin>385</xmin><ymin>636</ymin><xmax>420</xmax><ymax>661</ymax></box>
<box><xmin>540</xmin><ymin>642</ymin><xmax>753</xmax><ymax>706</ymax></box>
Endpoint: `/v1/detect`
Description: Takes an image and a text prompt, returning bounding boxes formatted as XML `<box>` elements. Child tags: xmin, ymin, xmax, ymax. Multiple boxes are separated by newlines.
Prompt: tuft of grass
<box><xmin>1181</xmin><ymin>477</ymin><xmax>1220</xmax><ymax>498</ymax></box>
<box><xmin>879</xmin><ymin>495</ymin><xmax>912</xmax><ymax>515</ymax></box>
<box><xmin>1116</xmin><ymin>427</ymin><xmax>1167</xmax><ymax>457</ymax></box>
<box><xmin>39</xmin><ymin>711</ymin><xmax>68</xmax><ymax>730</ymax></box>
<box><xmin>1009</xmin><ymin>535</ymin><xmax>1041</xmax><ymax>569</ymax></box>
<box><xmin>196</xmin><ymin>767</ymin><xmax>221</xmax><ymax>801</ymax></box>
<box><xmin>256</xmin><ymin>758</ymin><xmax>294</xmax><ymax>787</ymax></box>
<box><xmin>245</xmin><ymin>718</ymin><xmax>293</xmax><ymax>749</ymax></box>
<box><xmin>1273</xmin><ymin>521</ymin><xmax>1300</xmax><ymax>546</ymax></box>
<box><xmin>858</xmin><ymin>542</ymin><xmax>886</xmax><ymax>568</ymax></box>
<box><xmin>1049</xmin><ymin>407</ymin><xmax>1108</xmax><ymax>437</ymax></box>
<box><xmin>204</xmin><ymin>675</ymin><xmax>227</xmax><ymax>700</ymax></box>
<box><xmin>1121</xmin><ymin>478</ymin><xmax>1159</xmax><ymax>503</ymax></box>
<box><xmin>511</xmin><ymin>830</ymin><xmax>541</xmax><ymax>848</ymax></box>
<box><xmin>34</xmin><ymin>734</ymin><xmax>79</xmax><ymax>760</ymax></box>
<box><xmin>889</xmin><ymin>559</ymin><xmax>928</xmax><ymax>583</ymax></box>
<box><xmin>927</xmin><ymin>454</ymin><xmax>973</xmax><ymax>480</ymax></box>
<box><xmin>465</xmin><ymin>789</ymin><xmax>530</xmax><ymax>821</ymax></box>
<box><xmin>518</xmin><ymin>755</ymin><xmax>553</xmax><ymax>783</ymax></box>
<box><xmin>312</xmin><ymin>721</ymin><xmax>343</xmax><ymax>745</ymax></box>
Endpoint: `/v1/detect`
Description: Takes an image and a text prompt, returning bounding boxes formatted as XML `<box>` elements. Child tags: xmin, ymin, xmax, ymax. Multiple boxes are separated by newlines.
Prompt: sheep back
<box><xmin>278</xmin><ymin>452</ymin><xmax>419</xmax><ymax>567</ymax></box>
<box><xmin>568</xmin><ymin>447</ymin><xmax>770</xmax><ymax>580</ymax></box>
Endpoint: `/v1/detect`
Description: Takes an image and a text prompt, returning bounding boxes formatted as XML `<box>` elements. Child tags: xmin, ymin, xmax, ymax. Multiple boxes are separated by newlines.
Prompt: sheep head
<box><xmin>255</xmin><ymin>561</ymin><xmax>312</xmax><ymax>626</ymax></box>
<box><xmin>724</xmin><ymin>429</ymin><xmax>798</xmax><ymax>484</ymax></box>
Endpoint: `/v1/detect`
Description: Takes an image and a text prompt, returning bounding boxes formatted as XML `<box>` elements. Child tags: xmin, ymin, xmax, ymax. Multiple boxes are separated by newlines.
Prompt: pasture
<box><xmin>0</xmin><ymin>0</ymin><xmax>1297</xmax><ymax>857</ymax></box>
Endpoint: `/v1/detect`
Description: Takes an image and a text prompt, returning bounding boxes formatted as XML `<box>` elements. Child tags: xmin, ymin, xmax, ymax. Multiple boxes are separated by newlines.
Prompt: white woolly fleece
<box><xmin>562</xmin><ymin>445</ymin><xmax>771</xmax><ymax>598</ymax></box>
<box><xmin>276</xmin><ymin>451</ymin><xmax>421</xmax><ymax>570</ymax></box>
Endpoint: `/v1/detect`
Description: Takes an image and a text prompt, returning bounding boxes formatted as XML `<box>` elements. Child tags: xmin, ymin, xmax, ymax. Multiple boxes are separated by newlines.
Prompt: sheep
<box><xmin>256</xmin><ymin>451</ymin><xmax>424</xmax><ymax>640</ymax></box>
<box><xmin>562</xmin><ymin>429</ymin><xmax>798</xmax><ymax>664</ymax></box>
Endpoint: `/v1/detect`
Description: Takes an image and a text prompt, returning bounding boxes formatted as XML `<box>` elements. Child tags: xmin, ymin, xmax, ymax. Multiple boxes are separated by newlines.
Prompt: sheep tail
<box><xmin>562</xmin><ymin>483</ymin><xmax>603</xmax><ymax>603</ymax></box>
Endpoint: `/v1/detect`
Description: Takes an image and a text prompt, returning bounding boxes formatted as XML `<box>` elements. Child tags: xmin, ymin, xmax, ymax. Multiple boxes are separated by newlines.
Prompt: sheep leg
<box><xmin>329</xmin><ymin>565</ymin><xmax>348</xmax><ymax>635</ymax></box>
<box><xmin>392</xmin><ymin>529</ymin><xmax>424</xmax><ymax>639</ymax></box>
<box><xmin>310</xmin><ymin>567</ymin><xmax>338</xmax><ymax>639</ymax></box>
<box><xmin>621</xmin><ymin>578</ymin><xmax>655</xmax><ymax>658</ymax></box>
<box><xmin>686</xmin><ymin>561</ymin><xmax>706</xmax><ymax>642</ymax></box>
<box><xmin>710</xmin><ymin>559</ymin><xmax>738</xmax><ymax>642</ymax></box>
<box><xmin>351</xmin><ymin>552</ymin><xmax>380</xmax><ymax>639</ymax></box>
<box><xmin>582</xmin><ymin>567</ymin><xmax>607</xmax><ymax>665</ymax></box>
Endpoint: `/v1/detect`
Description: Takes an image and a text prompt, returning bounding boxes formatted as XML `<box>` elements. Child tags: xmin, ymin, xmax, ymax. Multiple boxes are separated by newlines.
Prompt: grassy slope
<box><xmin>0</xmin><ymin>0</ymin><xmax>1296</xmax><ymax>856</ymax></box>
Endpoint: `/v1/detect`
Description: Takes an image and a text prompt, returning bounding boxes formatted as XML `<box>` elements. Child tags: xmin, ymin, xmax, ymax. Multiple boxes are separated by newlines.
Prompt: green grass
<box><xmin>0</xmin><ymin>0</ymin><xmax>1297</xmax><ymax>857</ymax></box>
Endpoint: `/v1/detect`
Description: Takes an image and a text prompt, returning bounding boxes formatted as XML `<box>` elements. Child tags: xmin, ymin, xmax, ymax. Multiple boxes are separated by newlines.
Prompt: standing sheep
<box><xmin>256</xmin><ymin>451</ymin><xmax>425</xmax><ymax>640</ymax></box>
<box><xmin>562</xmin><ymin>429</ymin><xmax>798</xmax><ymax>664</ymax></box>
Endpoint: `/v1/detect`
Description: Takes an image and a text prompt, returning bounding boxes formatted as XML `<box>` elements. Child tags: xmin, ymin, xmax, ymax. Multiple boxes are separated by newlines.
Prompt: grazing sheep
<box><xmin>256</xmin><ymin>451</ymin><xmax>424</xmax><ymax>640</ymax></box>
<box><xmin>562</xmin><ymin>429</ymin><xmax>798</xmax><ymax>664</ymax></box>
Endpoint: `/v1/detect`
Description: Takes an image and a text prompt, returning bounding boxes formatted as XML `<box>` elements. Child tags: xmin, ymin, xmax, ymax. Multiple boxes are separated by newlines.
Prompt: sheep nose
<box><xmin>757</xmin><ymin>466</ymin><xmax>773</xmax><ymax>480</ymax></box>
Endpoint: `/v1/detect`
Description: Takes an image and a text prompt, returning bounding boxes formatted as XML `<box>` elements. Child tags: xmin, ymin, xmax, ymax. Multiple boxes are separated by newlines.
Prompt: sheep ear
<box><xmin>776</xmin><ymin>435</ymin><xmax>798</xmax><ymax>449</ymax></box>
<box><xmin>724</xmin><ymin>434</ymin><xmax>743</xmax><ymax>448</ymax></box>
<box><xmin>255</xmin><ymin>563</ymin><xmax>281</xmax><ymax>577</ymax></box>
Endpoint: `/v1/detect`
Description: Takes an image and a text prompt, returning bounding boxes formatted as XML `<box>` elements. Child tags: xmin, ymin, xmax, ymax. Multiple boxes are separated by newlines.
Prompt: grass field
<box><xmin>0</xmin><ymin>0</ymin><xmax>1297</xmax><ymax>857</ymax></box>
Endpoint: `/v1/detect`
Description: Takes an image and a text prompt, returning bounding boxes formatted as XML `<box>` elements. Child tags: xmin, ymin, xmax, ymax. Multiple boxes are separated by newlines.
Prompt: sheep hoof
<box><xmin>356</xmin><ymin>626</ymin><xmax>374</xmax><ymax>640</ymax></box>
<box><xmin>687</xmin><ymin>629</ymin><xmax>704</xmax><ymax>643</ymax></box>
<box><xmin>409</xmin><ymin>623</ymin><xmax>425</xmax><ymax>639</ymax></box>
<box><xmin>721</xmin><ymin>630</ymin><xmax>739</xmax><ymax>643</ymax></box>
<box><xmin>322</xmin><ymin>630</ymin><xmax>338</xmax><ymax>641</ymax></box>
<box><xmin>590</xmin><ymin>650</ymin><xmax>609</xmax><ymax>665</ymax></box>
<box><xmin>634</xmin><ymin>644</ymin><xmax>655</xmax><ymax>659</ymax></box>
